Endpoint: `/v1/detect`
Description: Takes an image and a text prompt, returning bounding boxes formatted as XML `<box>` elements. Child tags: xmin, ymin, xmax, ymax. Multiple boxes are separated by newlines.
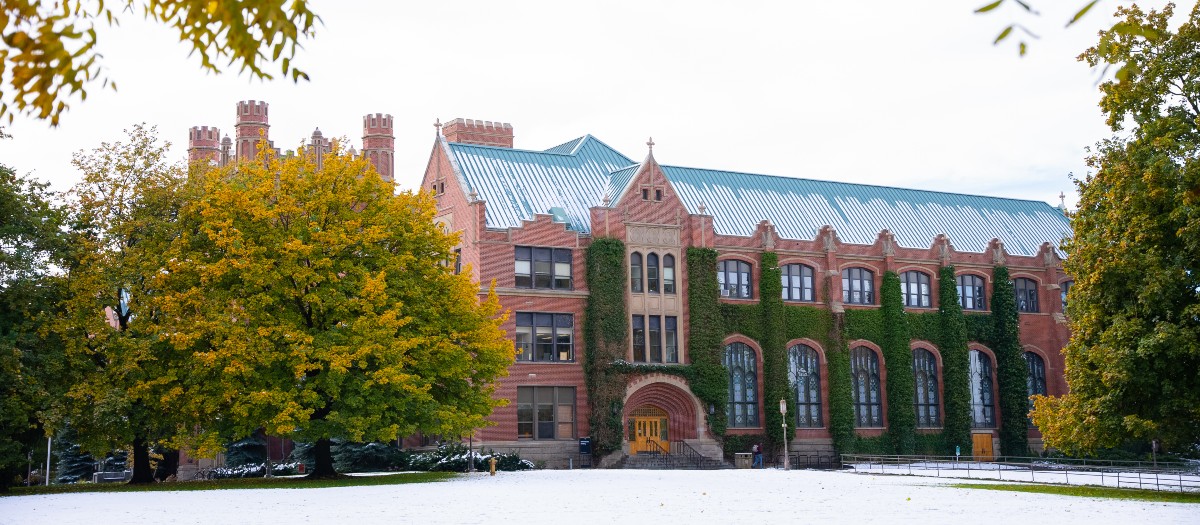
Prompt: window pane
<box><xmin>632</xmin><ymin>315</ymin><xmax>646</xmax><ymax>362</ymax></box>
<box><xmin>515</xmin><ymin>326</ymin><xmax>532</xmax><ymax>361</ymax></box>
<box><xmin>631</xmin><ymin>252</ymin><xmax>643</xmax><ymax>293</ymax></box>
<box><xmin>663</xmin><ymin>255</ymin><xmax>675</xmax><ymax>294</ymax></box>
<box><xmin>554</xmin><ymin>262</ymin><xmax>571</xmax><ymax>289</ymax></box>
<box><xmin>534</xmin><ymin>260</ymin><xmax>552</xmax><ymax>288</ymax></box>
<box><xmin>665</xmin><ymin>316</ymin><xmax>678</xmax><ymax>363</ymax></box>
<box><xmin>647</xmin><ymin>253</ymin><xmax>659</xmax><ymax>293</ymax></box>
<box><xmin>536</xmin><ymin>326</ymin><xmax>553</xmax><ymax>361</ymax></box>
<box><xmin>649</xmin><ymin>315</ymin><xmax>662</xmax><ymax>363</ymax></box>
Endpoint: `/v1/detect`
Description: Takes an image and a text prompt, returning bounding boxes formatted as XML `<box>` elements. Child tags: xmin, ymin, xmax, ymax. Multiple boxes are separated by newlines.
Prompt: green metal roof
<box><xmin>663</xmin><ymin>166</ymin><xmax>1071</xmax><ymax>256</ymax></box>
<box><xmin>443</xmin><ymin>135</ymin><xmax>634</xmax><ymax>232</ymax></box>
<box><xmin>441</xmin><ymin>134</ymin><xmax>1072</xmax><ymax>256</ymax></box>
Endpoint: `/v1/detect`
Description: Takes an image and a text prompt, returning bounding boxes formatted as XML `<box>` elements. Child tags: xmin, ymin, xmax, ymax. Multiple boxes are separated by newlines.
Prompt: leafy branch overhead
<box><xmin>0</xmin><ymin>0</ymin><xmax>320</xmax><ymax>126</ymax></box>
<box><xmin>974</xmin><ymin>0</ymin><xmax>1155</xmax><ymax>60</ymax></box>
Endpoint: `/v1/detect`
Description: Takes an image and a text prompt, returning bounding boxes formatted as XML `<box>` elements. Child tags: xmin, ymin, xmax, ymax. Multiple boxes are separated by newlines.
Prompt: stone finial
<box><xmin>990</xmin><ymin>239</ymin><xmax>1007</xmax><ymax>265</ymax></box>
<box><xmin>646</xmin><ymin>137</ymin><xmax>655</xmax><ymax>152</ymax></box>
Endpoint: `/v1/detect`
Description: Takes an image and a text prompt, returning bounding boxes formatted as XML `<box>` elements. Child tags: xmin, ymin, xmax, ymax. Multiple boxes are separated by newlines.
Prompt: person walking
<box><xmin>752</xmin><ymin>442</ymin><xmax>763</xmax><ymax>468</ymax></box>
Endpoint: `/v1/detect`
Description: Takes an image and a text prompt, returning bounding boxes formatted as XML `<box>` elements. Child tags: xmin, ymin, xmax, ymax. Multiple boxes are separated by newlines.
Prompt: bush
<box><xmin>405</xmin><ymin>442</ymin><xmax>534</xmax><ymax>472</ymax></box>
<box><xmin>334</xmin><ymin>442</ymin><xmax>409</xmax><ymax>473</ymax></box>
<box><xmin>210</xmin><ymin>461</ymin><xmax>300</xmax><ymax>479</ymax></box>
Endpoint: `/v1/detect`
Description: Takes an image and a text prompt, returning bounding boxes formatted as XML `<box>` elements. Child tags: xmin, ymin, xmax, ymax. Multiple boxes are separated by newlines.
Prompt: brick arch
<box><xmin>624</xmin><ymin>375</ymin><xmax>703</xmax><ymax>440</ymax></box>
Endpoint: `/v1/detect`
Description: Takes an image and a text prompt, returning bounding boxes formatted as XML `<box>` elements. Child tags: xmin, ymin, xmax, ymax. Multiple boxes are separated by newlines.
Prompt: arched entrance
<box><xmin>628</xmin><ymin>406</ymin><xmax>668</xmax><ymax>454</ymax></box>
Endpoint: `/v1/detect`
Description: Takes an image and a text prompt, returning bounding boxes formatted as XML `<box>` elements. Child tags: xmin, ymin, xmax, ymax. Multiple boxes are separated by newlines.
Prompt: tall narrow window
<box><xmin>724</xmin><ymin>342</ymin><xmax>759</xmax><ymax>427</ymax></box>
<box><xmin>664</xmin><ymin>316</ymin><xmax>678</xmax><ymax>363</ymax></box>
<box><xmin>647</xmin><ymin>253</ymin><xmax>660</xmax><ymax>293</ymax></box>
<box><xmin>719</xmin><ymin>260</ymin><xmax>752</xmax><ymax>299</ymax></box>
<box><xmin>1013</xmin><ymin>278</ymin><xmax>1039</xmax><ymax>313</ymax></box>
<box><xmin>648</xmin><ymin>316</ymin><xmax>662</xmax><ymax>362</ymax></box>
<box><xmin>663</xmin><ymin>254</ymin><xmax>676</xmax><ymax>294</ymax></box>
<box><xmin>453</xmin><ymin>249</ymin><xmax>462</xmax><ymax>275</ymax></box>
<box><xmin>957</xmin><ymin>274</ymin><xmax>987</xmax><ymax>310</ymax></box>
<box><xmin>553</xmin><ymin>250</ymin><xmax>572</xmax><ymax>289</ymax></box>
<box><xmin>842</xmin><ymin>267</ymin><xmax>875</xmax><ymax>305</ymax></box>
<box><xmin>533</xmin><ymin>248</ymin><xmax>553</xmax><ymax>288</ymax></box>
<box><xmin>970</xmin><ymin>349</ymin><xmax>996</xmax><ymax>428</ymax></box>
<box><xmin>850</xmin><ymin>347</ymin><xmax>883</xmax><ymax>427</ymax></box>
<box><xmin>788</xmin><ymin>344</ymin><xmax>822</xmax><ymax>428</ymax></box>
<box><xmin>515</xmin><ymin>313</ymin><xmax>573</xmax><ymax>362</ymax></box>
<box><xmin>1060</xmin><ymin>280</ymin><xmax>1074</xmax><ymax>312</ymax></box>
<box><xmin>630</xmin><ymin>252</ymin><xmax>643</xmax><ymax>293</ymax></box>
<box><xmin>514</xmin><ymin>247</ymin><xmax>532</xmax><ymax>288</ymax></box>
<box><xmin>912</xmin><ymin>348</ymin><xmax>940</xmax><ymax>427</ymax></box>
<box><xmin>781</xmin><ymin>264</ymin><xmax>815</xmax><ymax>302</ymax></box>
<box><xmin>1025</xmin><ymin>352</ymin><xmax>1047</xmax><ymax>427</ymax></box>
<box><xmin>901</xmin><ymin>271</ymin><xmax>931</xmax><ymax>308</ymax></box>
<box><xmin>632</xmin><ymin>315</ymin><xmax>646</xmax><ymax>362</ymax></box>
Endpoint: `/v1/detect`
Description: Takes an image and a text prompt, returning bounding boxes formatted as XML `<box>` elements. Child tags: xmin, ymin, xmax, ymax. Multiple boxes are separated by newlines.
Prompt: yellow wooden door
<box><xmin>627</xmin><ymin>407</ymin><xmax>669</xmax><ymax>454</ymax></box>
<box><xmin>972</xmin><ymin>433</ymin><xmax>994</xmax><ymax>461</ymax></box>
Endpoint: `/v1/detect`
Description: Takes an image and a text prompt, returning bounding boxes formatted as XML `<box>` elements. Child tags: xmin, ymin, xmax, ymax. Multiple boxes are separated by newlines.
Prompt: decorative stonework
<box><xmin>935</xmin><ymin>235</ymin><xmax>953</xmax><ymax>265</ymax></box>
<box><xmin>821</xmin><ymin>226</ymin><xmax>839</xmax><ymax>253</ymax></box>
<box><xmin>627</xmin><ymin>223</ymin><xmax>681</xmax><ymax>247</ymax></box>
<box><xmin>879</xmin><ymin>229</ymin><xmax>896</xmax><ymax>256</ymax></box>
<box><xmin>990</xmin><ymin>239</ymin><xmax>1007</xmax><ymax>266</ymax></box>
<box><xmin>760</xmin><ymin>220</ymin><xmax>777</xmax><ymax>250</ymax></box>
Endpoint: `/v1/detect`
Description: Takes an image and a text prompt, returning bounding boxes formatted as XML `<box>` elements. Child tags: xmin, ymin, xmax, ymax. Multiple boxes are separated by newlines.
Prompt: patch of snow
<box><xmin>0</xmin><ymin>469</ymin><xmax>1194</xmax><ymax>524</ymax></box>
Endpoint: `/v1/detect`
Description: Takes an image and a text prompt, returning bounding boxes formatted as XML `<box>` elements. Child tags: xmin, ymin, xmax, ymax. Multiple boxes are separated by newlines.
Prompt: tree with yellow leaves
<box><xmin>159</xmin><ymin>143</ymin><xmax>513</xmax><ymax>477</ymax></box>
<box><xmin>1</xmin><ymin>1</ymin><xmax>319</xmax><ymax>126</ymax></box>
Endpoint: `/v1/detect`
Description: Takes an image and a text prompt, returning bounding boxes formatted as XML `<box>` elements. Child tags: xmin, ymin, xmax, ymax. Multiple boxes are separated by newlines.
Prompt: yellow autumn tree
<box><xmin>159</xmin><ymin>144</ymin><xmax>513</xmax><ymax>477</ymax></box>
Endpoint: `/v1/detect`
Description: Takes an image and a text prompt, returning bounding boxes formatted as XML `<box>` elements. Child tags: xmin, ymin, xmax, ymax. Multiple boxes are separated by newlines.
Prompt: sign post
<box><xmin>779</xmin><ymin>399</ymin><xmax>789</xmax><ymax>471</ymax></box>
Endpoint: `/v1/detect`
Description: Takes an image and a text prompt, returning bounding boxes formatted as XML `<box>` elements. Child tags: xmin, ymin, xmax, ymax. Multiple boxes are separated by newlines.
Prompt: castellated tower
<box><xmin>362</xmin><ymin>113</ymin><xmax>395</xmax><ymax>182</ymax></box>
<box><xmin>187</xmin><ymin>126</ymin><xmax>224</xmax><ymax>165</ymax></box>
<box><xmin>235</xmin><ymin>100</ymin><xmax>270</xmax><ymax>161</ymax></box>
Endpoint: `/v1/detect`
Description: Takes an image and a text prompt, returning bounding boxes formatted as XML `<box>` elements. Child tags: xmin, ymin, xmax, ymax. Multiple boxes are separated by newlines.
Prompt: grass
<box><xmin>1</xmin><ymin>471</ymin><xmax>458</xmax><ymax>497</ymax></box>
<box><xmin>951</xmin><ymin>482</ymin><xmax>1200</xmax><ymax>504</ymax></box>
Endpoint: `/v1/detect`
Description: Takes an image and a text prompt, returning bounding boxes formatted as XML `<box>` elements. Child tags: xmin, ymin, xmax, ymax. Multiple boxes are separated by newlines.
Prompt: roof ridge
<box><xmin>661</xmin><ymin>164</ymin><xmax>1060</xmax><ymax>208</ymax></box>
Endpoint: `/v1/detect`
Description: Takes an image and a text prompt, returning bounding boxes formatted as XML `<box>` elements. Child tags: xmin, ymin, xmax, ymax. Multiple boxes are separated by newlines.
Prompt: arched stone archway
<box><xmin>623</xmin><ymin>374</ymin><xmax>705</xmax><ymax>444</ymax></box>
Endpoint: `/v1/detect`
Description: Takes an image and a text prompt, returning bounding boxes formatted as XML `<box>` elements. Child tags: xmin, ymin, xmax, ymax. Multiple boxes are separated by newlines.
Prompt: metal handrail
<box><xmin>671</xmin><ymin>440</ymin><xmax>705</xmax><ymax>469</ymax></box>
<box><xmin>841</xmin><ymin>454</ymin><xmax>1200</xmax><ymax>493</ymax></box>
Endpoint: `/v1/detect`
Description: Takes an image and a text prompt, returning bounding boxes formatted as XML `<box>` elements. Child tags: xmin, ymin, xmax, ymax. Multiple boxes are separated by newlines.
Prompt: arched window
<box><xmin>718</xmin><ymin>260</ymin><xmax>752</xmax><ymax>299</ymax></box>
<box><xmin>724</xmin><ymin>342</ymin><xmax>760</xmax><ymax>427</ymax></box>
<box><xmin>1025</xmin><ymin>352</ymin><xmax>1047</xmax><ymax>427</ymax></box>
<box><xmin>1060</xmin><ymin>280</ymin><xmax>1073</xmax><ymax>312</ymax></box>
<box><xmin>957</xmin><ymin>274</ymin><xmax>987</xmax><ymax>311</ymax></box>
<box><xmin>901</xmin><ymin>271</ymin><xmax>932</xmax><ymax>308</ymax></box>
<box><xmin>1013</xmin><ymin>278</ymin><xmax>1039</xmax><ymax>313</ymax></box>
<box><xmin>850</xmin><ymin>346</ymin><xmax>882</xmax><ymax>427</ymax></box>
<box><xmin>842</xmin><ymin>267</ymin><xmax>875</xmax><ymax>305</ymax></box>
<box><xmin>970</xmin><ymin>349</ymin><xmax>996</xmax><ymax>428</ymax></box>
<box><xmin>912</xmin><ymin>348</ymin><xmax>940</xmax><ymax>427</ymax></box>
<box><xmin>781</xmin><ymin>264</ymin><xmax>815</xmax><ymax>302</ymax></box>
<box><xmin>647</xmin><ymin>253</ymin><xmax>660</xmax><ymax>293</ymax></box>
<box><xmin>663</xmin><ymin>254</ymin><xmax>676</xmax><ymax>294</ymax></box>
<box><xmin>630</xmin><ymin>252</ymin><xmax>643</xmax><ymax>293</ymax></box>
<box><xmin>788</xmin><ymin>344</ymin><xmax>822</xmax><ymax>428</ymax></box>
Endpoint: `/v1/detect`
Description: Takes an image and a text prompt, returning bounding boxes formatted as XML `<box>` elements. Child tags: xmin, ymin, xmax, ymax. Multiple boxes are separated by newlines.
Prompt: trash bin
<box><xmin>735</xmin><ymin>452</ymin><xmax>752</xmax><ymax>469</ymax></box>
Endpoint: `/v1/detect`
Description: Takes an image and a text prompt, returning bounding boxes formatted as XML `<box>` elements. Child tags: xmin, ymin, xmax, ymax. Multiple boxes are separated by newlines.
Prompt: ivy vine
<box><xmin>685</xmin><ymin>247</ymin><xmax>728</xmax><ymax>435</ymax></box>
<box><xmin>937</xmin><ymin>265</ymin><xmax>973</xmax><ymax>455</ymax></box>
<box><xmin>880</xmin><ymin>271</ymin><xmax>916</xmax><ymax>454</ymax></box>
<box><xmin>582</xmin><ymin>237</ymin><xmax>629</xmax><ymax>455</ymax></box>
<box><xmin>990</xmin><ymin>266</ymin><xmax>1029</xmax><ymax>456</ymax></box>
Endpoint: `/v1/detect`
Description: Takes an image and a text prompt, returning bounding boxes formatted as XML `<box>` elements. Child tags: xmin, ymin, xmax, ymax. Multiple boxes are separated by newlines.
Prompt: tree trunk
<box><xmin>154</xmin><ymin>449</ymin><xmax>179</xmax><ymax>481</ymax></box>
<box><xmin>307</xmin><ymin>437</ymin><xmax>338</xmax><ymax>478</ymax></box>
<box><xmin>128</xmin><ymin>436</ymin><xmax>155</xmax><ymax>484</ymax></box>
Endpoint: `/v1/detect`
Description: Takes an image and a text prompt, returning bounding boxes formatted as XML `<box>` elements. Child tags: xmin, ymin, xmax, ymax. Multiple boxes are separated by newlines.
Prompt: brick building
<box><xmin>421</xmin><ymin>118</ymin><xmax>1073</xmax><ymax>468</ymax></box>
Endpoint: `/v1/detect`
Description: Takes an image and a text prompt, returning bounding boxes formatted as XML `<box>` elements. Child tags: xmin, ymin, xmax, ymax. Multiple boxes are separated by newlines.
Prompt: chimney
<box><xmin>362</xmin><ymin>113</ymin><xmax>395</xmax><ymax>181</ymax></box>
<box><xmin>187</xmin><ymin>126</ymin><xmax>222</xmax><ymax>166</ymax></box>
<box><xmin>441</xmin><ymin>118</ymin><xmax>514</xmax><ymax>148</ymax></box>
<box><xmin>234</xmin><ymin>100</ymin><xmax>270</xmax><ymax>160</ymax></box>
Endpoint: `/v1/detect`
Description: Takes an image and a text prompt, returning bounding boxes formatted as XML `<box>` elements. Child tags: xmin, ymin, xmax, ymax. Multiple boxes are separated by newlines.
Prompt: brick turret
<box><xmin>309</xmin><ymin>127</ymin><xmax>331</xmax><ymax>170</ymax></box>
<box><xmin>362</xmin><ymin>113</ymin><xmax>394</xmax><ymax>181</ymax></box>
<box><xmin>187</xmin><ymin>126</ymin><xmax>223</xmax><ymax>165</ymax></box>
<box><xmin>235</xmin><ymin>100</ymin><xmax>270</xmax><ymax>160</ymax></box>
<box><xmin>442</xmin><ymin>118</ymin><xmax>513</xmax><ymax>148</ymax></box>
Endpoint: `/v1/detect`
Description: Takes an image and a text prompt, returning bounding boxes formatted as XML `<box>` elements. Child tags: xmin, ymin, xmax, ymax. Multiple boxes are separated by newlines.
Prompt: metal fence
<box><xmin>841</xmin><ymin>454</ymin><xmax>1200</xmax><ymax>493</ymax></box>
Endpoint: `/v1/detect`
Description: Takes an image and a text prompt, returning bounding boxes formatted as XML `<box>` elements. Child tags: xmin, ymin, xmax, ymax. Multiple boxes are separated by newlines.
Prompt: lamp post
<box><xmin>779</xmin><ymin>399</ymin><xmax>789</xmax><ymax>471</ymax></box>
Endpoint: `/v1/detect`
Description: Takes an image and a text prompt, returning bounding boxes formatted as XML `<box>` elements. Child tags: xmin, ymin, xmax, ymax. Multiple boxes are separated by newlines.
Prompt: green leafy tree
<box><xmin>1</xmin><ymin>0</ymin><xmax>320</xmax><ymax>125</ymax></box>
<box><xmin>1032</xmin><ymin>3</ymin><xmax>1200</xmax><ymax>454</ymax></box>
<box><xmin>0</xmin><ymin>162</ymin><xmax>68</xmax><ymax>490</ymax></box>
<box><xmin>159</xmin><ymin>144</ymin><xmax>513</xmax><ymax>478</ymax></box>
<box><xmin>55</xmin><ymin>124</ymin><xmax>188</xmax><ymax>484</ymax></box>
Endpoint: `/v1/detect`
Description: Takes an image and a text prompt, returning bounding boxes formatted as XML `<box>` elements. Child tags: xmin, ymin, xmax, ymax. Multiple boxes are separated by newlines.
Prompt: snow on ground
<box><xmin>0</xmin><ymin>469</ymin><xmax>1194</xmax><ymax>525</ymax></box>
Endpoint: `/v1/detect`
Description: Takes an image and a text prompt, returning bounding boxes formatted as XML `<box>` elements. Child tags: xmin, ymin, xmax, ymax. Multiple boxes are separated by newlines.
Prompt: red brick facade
<box><xmin>426</xmin><ymin>122</ymin><xmax>1072</xmax><ymax>466</ymax></box>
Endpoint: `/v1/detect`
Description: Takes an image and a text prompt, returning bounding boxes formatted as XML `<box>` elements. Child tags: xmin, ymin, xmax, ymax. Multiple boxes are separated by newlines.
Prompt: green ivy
<box><xmin>582</xmin><ymin>238</ymin><xmax>629</xmax><ymax>455</ymax></box>
<box><xmin>827</xmin><ymin>315</ymin><xmax>855</xmax><ymax>453</ymax></box>
<box><xmin>686</xmin><ymin>247</ymin><xmax>728</xmax><ymax>435</ymax></box>
<box><xmin>990</xmin><ymin>266</ymin><xmax>1029</xmax><ymax>456</ymax></box>
<box><xmin>881</xmin><ymin>272</ymin><xmax>916</xmax><ymax>454</ymax></box>
<box><xmin>938</xmin><ymin>265</ymin><xmax>973</xmax><ymax>455</ymax></box>
<box><xmin>844</xmin><ymin>308</ymin><xmax>882</xmax><ymax>343</ymax></box>
<box><xmin>759</xmin><ymin>252</ymin><xmax>787</xmax><ymax>451</ymax></box>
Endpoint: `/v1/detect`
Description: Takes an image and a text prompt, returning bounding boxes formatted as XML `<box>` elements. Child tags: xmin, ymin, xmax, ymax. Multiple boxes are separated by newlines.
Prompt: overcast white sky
<box><xmin>0</xmin><ymin>1</ymin><xmax>1174</xmax><ymax>208</ymax></box>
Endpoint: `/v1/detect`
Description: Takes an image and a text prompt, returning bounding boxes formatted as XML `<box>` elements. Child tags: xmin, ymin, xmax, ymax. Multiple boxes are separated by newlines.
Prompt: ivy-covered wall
<box><xmin>582</xmin><ymin>244</ymin><xmax>1031</xmax><ymax>459</ymax></box>
<box><xmin>582</xmin><ymin>238</ymin><xmax>629</xmax><ymax>455</ymax></box>
<box><xmin>991</xmin><ymin>266</ymin><xmax>1029</xmax><ymax>456</ymax></box>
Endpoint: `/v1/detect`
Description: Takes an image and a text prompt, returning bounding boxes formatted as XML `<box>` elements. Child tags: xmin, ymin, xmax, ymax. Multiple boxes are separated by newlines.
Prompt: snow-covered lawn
<box><xmin>1</xmin><ymin>469</ymin><xmax>1194</xmax><ymax>525</ymax></box>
